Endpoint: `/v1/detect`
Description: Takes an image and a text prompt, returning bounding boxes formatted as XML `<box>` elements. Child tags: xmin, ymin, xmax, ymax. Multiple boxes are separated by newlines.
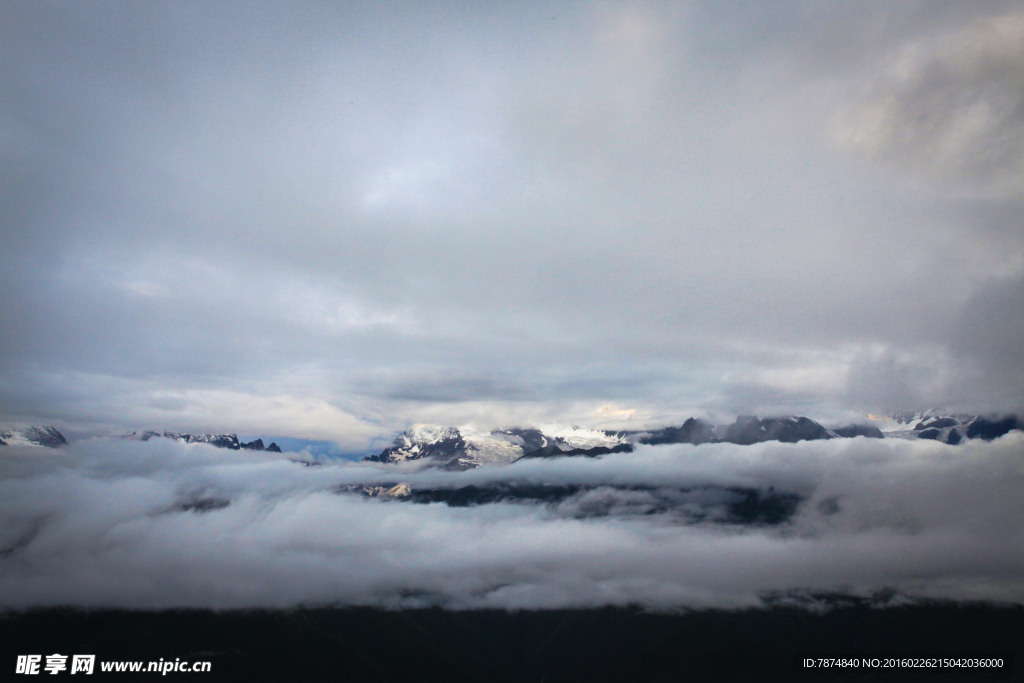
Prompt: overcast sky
<box><xmin>2</xmin><ymin>1</ymin><xmax>1022</xmax><ymax>449</ymax></box>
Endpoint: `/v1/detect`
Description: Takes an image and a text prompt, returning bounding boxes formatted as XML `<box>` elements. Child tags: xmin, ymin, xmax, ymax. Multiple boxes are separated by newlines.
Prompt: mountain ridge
<box><xmin>122</xmin><ymin>430</ymin><xmax>283</xmax><ymax>452</ymax></box>
<box><xmin>0</xmin><ymin>425</ymin><xmax>68</xmax><ymax>448</ymax></box>
<box><xmin>3</xmin><ymin>411</ymin><xmax>1019</xmax><ymax>457</ymax></box>
<box><xmin>362</xmin><ymin>412</ymin><xmax>1022</xmax><ymax>470</ymax></box>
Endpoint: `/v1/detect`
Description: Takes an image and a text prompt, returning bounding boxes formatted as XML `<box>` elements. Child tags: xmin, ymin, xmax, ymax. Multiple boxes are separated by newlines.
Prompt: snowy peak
<box><xmin>364</xmin><ymin>417</ymin><xmax>843</xmax><ymax>468</ymax></box>
<box><xmin>490</xmin><ymin>427</ymin><xmax>567</xmax><ymax>453</ymax></box>
<box><xmin>347</xmin><ymin>483</ymin><xmax>413</xmax><ymax>499</ymax></box>
<box><xmin>123</xmin><ymin>430</ymin><xmax>163</xmax><ymax>441</ymax></box>
<box><xmin>532</xmin><ymin>425</ymin><xmax>627</xmax><ymax>450</ymax></box>
<box><xmin>366</xmin><ymin>425</ymin><xmax>470</xmax><ymax>465</ymax></box>
<box><xmin>185</xmin><ymin>433</ymin><xmax>241</xmax><ymax>449</ymax></box>
<box><xmin>404</xmin><ymin>424</ymin><xmax>462</xmax><ymax>445</ymax></box>
<box><xmin>0</xmin><ymin>425</ymin><xmax>68</xmax><ymax>448</ymax></box>
<box><xmin>122</xmin><ymin>430</ymin><xmax>282</xmax><ymax>452</ymax></box>
<box><xmin>886</xmin><ymin>413</ymin><xmax>1021</xmax><ymax>444</ymax></box>
<box><xmin>136</xmin><ymin>431</ymin><xmax>241</xmax><ymax>449</ymax></box>
<box><xmin>364</xmin><ymin>424</ymin><xmax>629</xmax><ymax>469</ymax></box>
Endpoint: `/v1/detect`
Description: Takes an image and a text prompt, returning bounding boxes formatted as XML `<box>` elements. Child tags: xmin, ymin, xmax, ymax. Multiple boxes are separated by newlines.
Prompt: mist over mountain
<box><xmin>0</xmin><ymin>426</ymin><xmax>68</xmax><ymax>449</ymax></box>
<box><xmin>6</xmin><ymin>406</ymin><xmax>1019</xmax><ymax>465</ymax></box>
<box><xmin>121</xmin><ymin>430</ymin><xmax>282</xmax><ymax>453</ymax></box>
<box><xmin>1</xmin><ymin>3</ymin><xmax>1022</xmax><ymax>677</ymax></box>
<box><xmin>1</xmin><ymin>421</ymin><xmax>1021</xmax><ymax>612</ymax></box>
<box><xmin>353</xmin><ymin>412</ymin><xmax>1021</xmax><ymax>470</ymax></box>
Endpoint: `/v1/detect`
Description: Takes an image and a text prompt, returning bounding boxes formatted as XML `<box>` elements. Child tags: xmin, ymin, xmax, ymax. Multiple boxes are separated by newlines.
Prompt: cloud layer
<box><xmin>1</xmin><ymin>435</ymin><xmax>1021</xmax><ymax>610</ymax></box>
<box><xmin>1</xmin><ymin>2</ymin><xmax>1022</xmax><ymax>443</ymax></box>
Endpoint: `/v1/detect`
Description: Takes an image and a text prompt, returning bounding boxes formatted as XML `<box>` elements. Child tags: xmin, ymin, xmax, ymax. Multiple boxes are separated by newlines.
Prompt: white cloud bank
<box><xmin>1</xmin><ymin>434</ymin><xmax>1021</xmax><ymax>610</ymax></box>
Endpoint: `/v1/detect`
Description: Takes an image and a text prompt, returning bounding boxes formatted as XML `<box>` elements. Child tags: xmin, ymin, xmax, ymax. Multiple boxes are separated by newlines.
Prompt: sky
<box><xmin>1</xmin><ymin>435</ymin><xmax>1022</xmax><ymax>609</ymax></box>
<box><xmin>1</xmin><ymin>1</ymin><xmax>1023</xmax><ymax>450</ymax></box>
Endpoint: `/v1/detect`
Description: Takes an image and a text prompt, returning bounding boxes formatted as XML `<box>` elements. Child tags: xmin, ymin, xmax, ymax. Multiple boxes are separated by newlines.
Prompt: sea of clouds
<box><xmin>1</xmin><ymin>434</ymin><xmax>1021</xmax><ymax>610</ymax></box>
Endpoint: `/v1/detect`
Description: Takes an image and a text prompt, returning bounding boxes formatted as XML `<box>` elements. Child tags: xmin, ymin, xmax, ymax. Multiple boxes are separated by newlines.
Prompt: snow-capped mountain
<box><xmin>364</xmin><ymin>424</ymin><xmax>627</xmax><ymax>469</ymax></box>
<box><xmin>123</xmin><ymin>430</ymin><xmax>281</xmax><ymax>452</ymax></box>
<box><xmin>365</xmin><ymin>425</ymin><xmax>471</xmax><ymax>467</ymax></box>
<box><xmin>363</xmin><ymin>412</ymin><xmax>1022</xmax><ymax>470</ymax></box>
<box><xmin>347</xmin><ymin>483</ymin><xmax>412</xmax><ymax>499</ymax></box>
<box><xmin>885</xmin><ymin>412</ymin><xmax>1020</xmax><ymax>444</ymax></box>
<box><xmin>7</xmin><ymin>411</ymin><xmax>1018</xmax><ymax>465</ymax></box>
<box><xmin>364</xmin><ymin>418</ymin><xmax>845</xmax><ymax>470</ymax></box>
<box><xmin>490</xmin><ymin>427</ymin><xmax>568</xmax><ymax>453</ymax></box>
<box><xmin>0</xmin><ymin>425</ymin><xmax>68</xmax><ymax>448</ymax></box>
<box><xmin>163</xmin><ymin>432</ymin><xmax>240</xmax><ymax>449</ymax></box>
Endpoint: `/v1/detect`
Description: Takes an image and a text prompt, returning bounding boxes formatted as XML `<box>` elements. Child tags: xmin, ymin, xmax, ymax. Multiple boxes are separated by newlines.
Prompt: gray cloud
<box><xmin>831</xmin><ymin>9</ymin><xmax>1024</xmax><ymax>195</ymax></box>
<box><xmin>0</xmin><ymin>1</ymin><xmax>1021</xmax><ymax>442</ymax></box>
<box><xmin>1</xmin><ymin>436</ymin><xmax>1021</xmax><ymax>609</ymax></box>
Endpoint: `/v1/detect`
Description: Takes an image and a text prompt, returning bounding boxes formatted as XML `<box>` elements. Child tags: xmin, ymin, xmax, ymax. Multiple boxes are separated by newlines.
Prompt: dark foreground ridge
<box><xmin>516</xmin><ymin>442</ymin><xmax>634</xmax><ymax>459</ymax></box>
<box><xmin>404</xmin><ymin>484</ymin><xmax>801</xmax><ymax>525</ymax></box>
<box><xmin>1</xmin><ymin>602</ymin><xmax>1019</xmax><ymax>682</ymax></box>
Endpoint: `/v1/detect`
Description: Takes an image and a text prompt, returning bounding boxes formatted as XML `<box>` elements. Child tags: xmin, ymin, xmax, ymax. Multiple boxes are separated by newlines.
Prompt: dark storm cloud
<box><xmin>0</xmin><ymin>436</ymin><xmax>1021</xmax><ymax>609</ymax></box>
<box><xmin>1</xmin><ymin>1</ymin><xmax>1021</xmax><ymax>441</ymax></box>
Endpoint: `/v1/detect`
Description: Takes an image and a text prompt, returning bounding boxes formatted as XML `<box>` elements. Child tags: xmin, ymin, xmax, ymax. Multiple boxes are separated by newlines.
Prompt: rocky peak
<box><xmin>0</xmin><ymin>426</ymin><xmax>68</xmax><ymax>448</ymax></box>
<box><xmin>365</xmin><ymin>426</ymin><xmax>470</xmax><ymax>465</ymax></box>
<box><xmin>723</xmin><ymin>416</ymin><xmax>832</xmax><ymax>445</ymax></box>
